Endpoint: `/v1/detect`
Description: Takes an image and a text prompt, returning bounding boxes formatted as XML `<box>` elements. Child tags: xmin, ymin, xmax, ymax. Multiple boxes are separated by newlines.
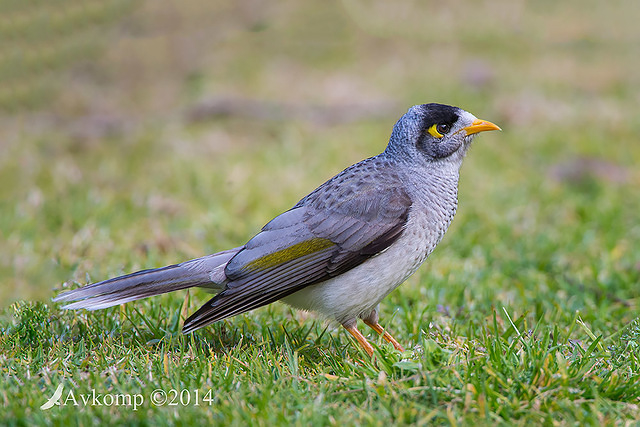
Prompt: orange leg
<box><xmin>343</xmin><ymin>324</ymin><xmax>374</xmax><ymax>356</ymax></box>
<box><xmin>363</xmin><ymin>319</ymin><xmax>405</xmax><ymax>352</ymax></box>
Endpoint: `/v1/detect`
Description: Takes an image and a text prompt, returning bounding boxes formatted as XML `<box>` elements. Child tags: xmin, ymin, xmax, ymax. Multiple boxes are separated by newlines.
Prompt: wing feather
<box><xmin>183</xmin><ymin>157</ymin><xmax>412</xmax><ymax>332</ymax></box>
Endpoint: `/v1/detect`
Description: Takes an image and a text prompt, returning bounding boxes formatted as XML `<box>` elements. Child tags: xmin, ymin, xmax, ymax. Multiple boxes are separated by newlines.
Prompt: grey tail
<box><xmin>53</xmin><ymin>247</ymin><xmax>242</xmax><ymax>310</ymax></box>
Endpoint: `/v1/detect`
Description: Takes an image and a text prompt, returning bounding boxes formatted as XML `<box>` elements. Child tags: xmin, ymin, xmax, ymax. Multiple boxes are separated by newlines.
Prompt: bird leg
<box><xmin>363</xmin><ymin>319</ymin><xmax>405</xmax><ymax>352</ymax></box>
<box><xmin>343</xmin><ymin>324</ymin><xmax>374</xmax><ymax>356</ymax></box>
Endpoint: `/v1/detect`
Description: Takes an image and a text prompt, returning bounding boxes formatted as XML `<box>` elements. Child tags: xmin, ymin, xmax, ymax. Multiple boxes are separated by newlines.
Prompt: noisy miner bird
<box><xmin>54</xmin><ymin>103</ymin><xmax>500</xmax><ymax>356</ymax></box>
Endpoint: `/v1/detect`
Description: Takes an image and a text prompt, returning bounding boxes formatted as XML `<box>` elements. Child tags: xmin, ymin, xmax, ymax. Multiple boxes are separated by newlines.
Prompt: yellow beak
<box><xmin>463</xmin><ymin>119</ymin><xmax>501</xmax><ymax>136</ymax></box>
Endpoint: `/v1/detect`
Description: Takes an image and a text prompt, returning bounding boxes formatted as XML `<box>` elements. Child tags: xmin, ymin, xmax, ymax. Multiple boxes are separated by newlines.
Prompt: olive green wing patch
<box><xmin>244</xmin><ymin>238</ymin><xmax>334</xmax><ymax>272</ymax></box>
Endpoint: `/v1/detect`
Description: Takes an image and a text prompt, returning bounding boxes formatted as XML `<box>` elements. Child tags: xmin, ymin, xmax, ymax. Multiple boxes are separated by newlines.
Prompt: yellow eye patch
<box><xmin>427</xmin><ymin>124</ymin><xmax>444</xmax><ymax>138</ymax></box>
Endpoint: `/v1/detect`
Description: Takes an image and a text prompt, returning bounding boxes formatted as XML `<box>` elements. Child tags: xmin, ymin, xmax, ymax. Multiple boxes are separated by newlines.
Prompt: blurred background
<box><xmin>1</xmin><ymin>0</ymin><xmax>638</xmax><ymax>309</ymax></box>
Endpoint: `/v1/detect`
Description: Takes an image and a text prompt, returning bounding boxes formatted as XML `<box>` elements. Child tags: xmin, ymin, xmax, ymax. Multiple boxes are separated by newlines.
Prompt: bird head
<box><xmin>385</xmin><ymin>103</ymin><xmax>500</xmax><ymax>171</ymax></box>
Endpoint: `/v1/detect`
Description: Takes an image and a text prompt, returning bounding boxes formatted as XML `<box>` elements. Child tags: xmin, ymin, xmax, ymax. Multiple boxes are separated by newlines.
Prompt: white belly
<box><xmin>281</xmin><ymin>209</ymin><xmax>451</xmax><ymax>325</ymax></box>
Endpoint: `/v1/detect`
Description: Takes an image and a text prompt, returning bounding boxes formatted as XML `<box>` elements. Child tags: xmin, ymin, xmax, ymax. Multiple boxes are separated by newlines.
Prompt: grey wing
<box><xmin>183</xmin><ymin>160</ymin><xmax>412</xmax><ymax>332</ymax></box>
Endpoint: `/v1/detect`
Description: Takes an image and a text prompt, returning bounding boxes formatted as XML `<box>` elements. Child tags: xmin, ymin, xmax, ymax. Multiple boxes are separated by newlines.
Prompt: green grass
<box><xmin>2</xmin><ymin>0</ymin><xmax>640</xmax><ymax>424</ymax></box>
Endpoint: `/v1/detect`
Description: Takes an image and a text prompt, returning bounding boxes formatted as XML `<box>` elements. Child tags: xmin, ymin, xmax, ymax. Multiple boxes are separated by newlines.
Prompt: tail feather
<box><xmin>54</xmin><ymin>247</ymin><xmax>242</xmax><ymax>310</ymax></box>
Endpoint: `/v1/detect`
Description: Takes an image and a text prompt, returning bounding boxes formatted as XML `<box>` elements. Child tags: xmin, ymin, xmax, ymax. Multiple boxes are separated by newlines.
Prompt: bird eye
<box><xmin>427</xmin><ymin>123</ymin><xmax>450</xmax><ymax>139</ymax></box>
<box><xmin>436</xmin><ymin>124</ymin><xmax>450</xmax><ymax>135</ymax></box>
